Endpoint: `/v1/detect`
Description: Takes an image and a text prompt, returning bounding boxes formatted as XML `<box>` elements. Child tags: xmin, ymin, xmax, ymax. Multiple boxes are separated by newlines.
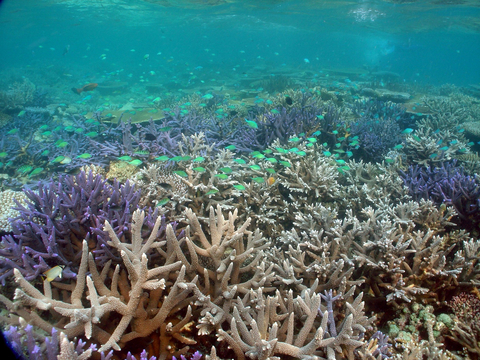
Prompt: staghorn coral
<box><xmin>0</xmin><ymin>209</ymin><xmax>195</xmax><ymax>358</ymax></box>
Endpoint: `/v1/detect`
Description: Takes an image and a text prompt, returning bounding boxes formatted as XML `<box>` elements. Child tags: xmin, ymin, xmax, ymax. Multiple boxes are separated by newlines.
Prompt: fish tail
<box><xmin>71</xmin><ymin>87</ymin><xmax>81</xmax><ymax>95</ymax></box>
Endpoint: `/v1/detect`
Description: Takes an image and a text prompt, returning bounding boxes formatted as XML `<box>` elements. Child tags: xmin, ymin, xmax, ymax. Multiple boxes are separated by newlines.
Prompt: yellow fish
<box><xmin>42</xmin><ymin>265</ymin><xmax>65</xmax><ymax>282</ymax></box>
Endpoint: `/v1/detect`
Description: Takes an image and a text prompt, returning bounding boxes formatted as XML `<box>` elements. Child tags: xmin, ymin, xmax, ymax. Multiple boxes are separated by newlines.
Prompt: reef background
<box><xmin>1</xmin><ymin>1</ymin><xmax>480</xmax><ymax>360</ymax></box>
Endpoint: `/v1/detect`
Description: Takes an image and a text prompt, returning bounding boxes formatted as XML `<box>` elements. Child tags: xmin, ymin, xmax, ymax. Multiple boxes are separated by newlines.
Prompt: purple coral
<box><xmin>400</xmin><ymin>161</ymin><xmax>480</xmax><ymax>228</ymax></box>
<box><xmin>0</xmin><ymin>171</ymin><xmax>141</xmax><ymax>284</ymax></box>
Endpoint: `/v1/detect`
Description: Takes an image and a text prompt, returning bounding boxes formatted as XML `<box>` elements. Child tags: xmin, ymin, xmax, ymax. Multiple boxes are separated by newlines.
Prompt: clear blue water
<box><xmin>1</xmin><ymin>0</ymin><xmax>479</xmax><ymax>87</ymax></box>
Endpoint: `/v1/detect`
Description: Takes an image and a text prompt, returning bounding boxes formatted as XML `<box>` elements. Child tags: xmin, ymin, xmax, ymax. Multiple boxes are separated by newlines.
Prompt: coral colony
<box><xmin>1</xmin><ymin>74</ymin><xmax>480</xmax><ymax>360</ymax></box>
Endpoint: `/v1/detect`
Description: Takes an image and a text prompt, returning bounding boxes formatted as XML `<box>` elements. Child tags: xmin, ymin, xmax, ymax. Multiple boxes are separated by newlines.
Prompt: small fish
<box><xmin>205</xmin><ymin>189</ymin><xmax>219</xmax><ymax>195</ymax></box>
<box><xmin>279</xmin><ymin>161</ymin><xmax>291</xmax><ymax>167</ymax></box>
<box><xmin>296</xmin><ymin>151</ymin><xmax>306</xmax><ymax>156</ymax></box>
<box><xmin>385</xmin><ymin>158</ymin><xmax>395</xmax><ymax>163</ymax></box>
<box><xmin>429</xmin><ymin>153</ymin><xmax>438</xmax><ymax>159</ymax></box>
<box><xmin>43</xmin><ymin>265</ymin><xmax>66</xmax><ymax>282</ymax></box>
<box><xmin>439</xmin><ymin>146</ymin><xmax>449</xmax><ymax>151</ymax></box>
<box><xmin>0</xmin><ymin>152</ymin><xmax>7</xmax><ymax>158</ymax></box>
<box><xmin>266</xmin><ymin>158</ymin><xmax>277</xmax><ymax>163</ymax></box>
<box><xmin>266</xmin><ymin>168</ymin><xmax>276</xmax><ymax>174</ymax></box>
<box><xmin>155</xmin><ymin>155</ymin><xmax>170</xmax><ymax>162</ymax></box>
<box><xmin>323</xmin><ymin>151</ymin><xmax>332</xmax><ymax>156</ymax></box>
<box><xmin>202</xmin><ymin>94</ymin><xmax>214</xmax><ymax>99</ymax></box>
<box><xmin>234</xmin><ymin>158</ymin><xmax>246</xmax><ymax>164</ymax></box>
<box><xmin>56</xmin><ymin>141</ymin><xmax>69</xmax><ymax>148</ymax></box>
<box><xmin>28</xmin><ymin>167</ymin><xmax>44</xmax><ymax>177</ymax></box>
<box><xmin>219</xmin><ymin>167</ymin><xmax>232</xmax><ymax>174</ymax></box>
<box><xmin>170</xmin><ymin>156</ymin><xmax>184</xmax><ymax>162</ymax></box>
<box><xmin>128</xmin><ymin>159</ymin><xmax>143</xmax><ymax>166</ymax></box>
<box><xmin>252</xmin><ymin>177</ymin><xmax>265</xmax><ymax>183</ymax></box>
<box><xmin>245</xmin><ymin>119</ymin><xmax>258</xmax><ymax>129</ymax></box>
<box><xmin>288</xmin><ymin>137</ymin><xmax>300</xmax><ymax>142</ymax></box>
<box><xmin>263</xmin><ymin>149</ymin><xmax>273</xmax><ymax>154</ymax></box>
<box><xmin>267</xmin><ymin>177</ymin><xmax>275</xmax><ymax>185</ymax></box>
<box><xmin>17</xmin><ymin>110</ymin><xmax>26</xmax><ymax>117</ymax></box>
<box><xmin>71</xmin><ymin>83</ymin><xmax>98</xmax><ymax>95</ymax></box>
<box><xmin>249</xmin><ymin>165</ymin><xmax>261</xmax><ymax>171</ymax></box>
<box><xmin>85</xmin><ymin>132</ymin><xmax>98</xmax><ymax>138</ymax></box>
<box><xmin>193</xmin><ymin>156</ymin><xmax>205</xmax><ymax>162</ymax></box>
<box><xmin>402</xmin><ymin>128</ymin><xmax>414</xmax><ymax>134</ymax></box>
<box><xmin>156</xmin><ymin>198</ymin><xmax>170</xmax><ymax>207</ymax></box>
<box><xmin>233</xmin><ymin>184</ymin><xmax>246</xmax><ymax>191</ymax></box>
<box><xmin>215</xmin><ymin>174</ymin><xmax>229</xmax><ymax>179</ymax></box>
<box><xmin>7</xmin><ymin>129</ymin><xmax>19</xmax><ymax>135</ymax></box>
<box><xmin>173</xmin><ymin>170</ymin><xmax>188</xmax><ymax>178</ymax></box>
<box><xmin>77</xmin><ymin>153</ymin><xmax>92</xmax><ymax>159</ymax></box>
<box><xmin>253</xmin><ymin>154</ymin><xmax>265</xmax><ymax>159</ymax></box>
<box><xmin>225</xmin><ymin>145</ymin><xmax>236</xmax><ymax>151</ymax></box>
<box><xmin>193</xmin><ymin>167</ymin><xmax>206</xmax><ymax>172</ymax></box>
<box><xmin>118</xmin><ymin>156</ymin><xmax>133</xmax><ymax>161</ymax></box>
<box><xmin>335</xmin><ymin>159</ymin><xmax>345</xmax><ymax>164</ymax></box>
<box><xmin>393</xmin><ymin>144</ymin><xmax>404</xmax><ymax>150</ymax></box>
<box><xmin>312</xmin><ymin>130</ymin><xmax>321</xmax><ymax>136</ymax></box>
<box><xmin>60</xmin><ymin>156</ymin><xmax>72</xmax><ymax>164</ymax></box>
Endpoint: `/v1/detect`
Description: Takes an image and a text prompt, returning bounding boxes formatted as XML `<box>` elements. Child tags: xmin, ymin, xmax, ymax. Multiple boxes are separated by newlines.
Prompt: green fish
<box><xmin>64</xmin><ymin>126</ymin><xmax>75</xmax><ymax>132</ymax></box>
<box><xmin>233</xmin><ymin>184</ymin><xmax>246</xmax><ymax>191</ymax></box>
<box><xmin>385</xmin><ymin>158</ymin><xmax>395</xmax><ymax>163</ymax></box>
<box><xmin>288</xmin><ymin>137</ymin><xmax>300</xmax><ymax>142</ymax></box>
<box><xmin>52</xmin><ymin>156</ymin><xmax>66</xmax><ymax>163</ymax></box>
<box><xmin>118</xmin><ymin>156</ymin><xmax>133</xmax><ymax>161</ymax></box>
<box><xmin>181</xmin><ymin>156</ymin><xmax>192</xmax><ymax>161</ymax></box>
<box><xmin>251</xmin><ymin>177</ymin><xmax>265</xmax><ymax>183</ymax></box>
<box><xmin>77</xmin><ymin>153</ymin><xmax>92</xmax><ymax>159</ymax></box>
<box><xmin>18</xmin><ymin>165</ymin><xmax>33</xmax><ymax>174</ymax></box>
<box><xmin>173</xmin><ymin>170</ymin><xmax>188</xmax><ymax>178</ymax></box>
<box><xmin>56</xmin><ymin>141</ymin><xmax>69</xmax><ymax>148</ymax></box>
<box><xmin>253</xmin><ymin>154</ymin><xmax>265</xmax><ymax>159</ymax></box>
<box><xmin>393</xmin><ymin>144</ymin><xmax>404</xmax><ymax>150</ymax></box>
<box><xmin>39</xmin><ymin>125</ymin><xmax>49</xmax><ymax>131</ymax></box>
<box><xmin>312</xmin><ymin>130</ymin><xmax>321</xmax><ymax>136</ymax></box>
<box><xmin>155</xmin><ymin>155</ymin><xmax>170</xmax><ymax>162</ymax></box>
<box><xmin>225</xmin><ymin>145</ymin><xmax>236</xmax><ymax>151</ymax></box>
<box><xmin>323</xmin><ymin>151</ymin><xmax>332</xmax><ymax>156</ymax></box>
<box><xmin>266</xmin><ymin>168</ymin><xmax>276</xmax><ymax>174</ymax></box>
<box><xmin>402</xmin><ymin>128</ymin><xmax>414</xmax><ymax>134</ymax></box>
<box><xmin>307</xmin><ymin>138</ymin><xmax>317</xmax><ymax>143</ymax></box>
<box><xmin>266</xmin><ymin>158</ymin><xmax>277</xmax><ymax>163</ymax></box>
<box><xmin>279</xmin><ymin>161</ymin><xmax>291</xmax><ymax>167</ymax></box>
<box><xmin>28</xmin><ymin>167</ymin><xmax>44</xmax><ymax>177</ymax></box>
<box><xmin>156</xmin><ymin>198</ymin><xmax>170</xmax><ymax>207</ymax></box>
<box><xmin>41</xmin><ymin>150</ymin><xmax>50</xmax><ymax>156</ymax></box>
<box><xmin>289</xmin><ymin>148</ymin><xmax>299</xmax><ymax>153</ymax></box>
<box><xmin>17</xmin><ymin>110</ymin><xmax>26</xmax><ymax>117</ymax></box>
<box><xmin>249</xmin><ymin>165</ymin><xmax>261</xmax><ymax>171</ymax></box>
<box><xmin>275</xmin><ymin>147</ymin><xmax>287</xmax><ymax>153</ymax></box>
<box><xmin>296</xmin><ymin>151</ymin><xmax>306</xmax><ymax>156</ymax></box>
<box><xmin>193</xmin><ymin>167</ymin><xmax>206</xmax><ymax>172</ymax></box>
<box><xmin>245</xmin><ymin>119</ymin><xmax>258</xmax><ymax>129</ymax></box>
<box><xmin>128</xmin><ymin>159</ymin><xmax>143</xmax><ymax>166</ymax></box>
<box><xmin>170</xmin><ymin>156</ymin><xmax>184</xmax><ymax>162</ymax></box>
<box><xmin>215</xmin><ymin>174</ymin><xmax>229</xmax><ymax>179</ymax></box>
<box><xmin>74</xmin><ymin>128</ymin><xmax>84</xmax><ymax>133</ymax></box>
<box><xmin>263</xmin><ymin>149</ymin><xmax>273</xmax><ymax>154</ymax></box>
<box><xmin>234</xmin><ymin>158</ymin><xmax>246</xmax><ymax>164</ymax></box>
<box><xmin>41</xmin><ymin>131</ymin><xmax>52</xmax><ymax>136</ymax></box>
<box><xmin>7</xmin><ymin>129</ymin><xmax>19</xmax><ymax>135</ymax></box>
<box><xmin>0</xmin><ymin>152</ymin><xmax>7</xmax><ymax>158</ymax></box>
<box><xmin>205</xmin><ymin>189</ymin><xmax>219</xmax><ymax>195</ymax></box>
<box><xmin>193</xmin><ymin>156</ymin><xmax>205</xmax><ymax>162</ymax></box>
<box><xmin>335</xmin><ymin>159</ymin><xmax>346</xmax><ymax>164</ymax></box>
<box><xmin>202</xmin><ymin>94</ymin><xmax>214</xmax><ymax>99</ymax></box>
<box><xmin>219</xmin><ymin>167</ymin><xmax>232</xmax><ymax>174</ymax></box>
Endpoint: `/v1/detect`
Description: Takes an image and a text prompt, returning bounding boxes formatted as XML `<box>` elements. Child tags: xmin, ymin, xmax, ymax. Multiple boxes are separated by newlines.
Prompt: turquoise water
<box><xmin>1</xmin><ymin>0</ymin><xmax>479</xmax><ymax>86</ymax></box>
